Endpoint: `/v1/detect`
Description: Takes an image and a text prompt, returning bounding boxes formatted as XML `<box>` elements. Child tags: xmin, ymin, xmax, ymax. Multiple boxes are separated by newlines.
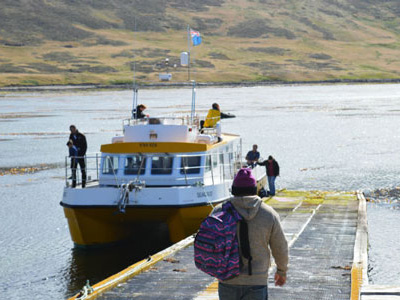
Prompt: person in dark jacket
<box><xmin>245</xmin><ymin>144</ymin><xmax>260</xmax><ymax>167</ymax></box>
<box><xmin>69</xmin><ymin>125</ymin><xmax>87</xmax><ymax>188</ymax></box>
<box><xmin>258</xmin><ymin>155</ymin><xmax>280</xmax><ymax>196</ymax></box>
<box><xmin>134</xmin><ymin>104</ymin><xmax>148</xmax><ymax>119</ymax></box>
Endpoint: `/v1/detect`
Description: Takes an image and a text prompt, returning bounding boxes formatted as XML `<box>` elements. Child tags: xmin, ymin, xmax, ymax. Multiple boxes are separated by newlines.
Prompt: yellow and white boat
<box><xmin>61</xmin><ymin>88</ymin><xmax>266</xmax><ymax>247</ymax></box>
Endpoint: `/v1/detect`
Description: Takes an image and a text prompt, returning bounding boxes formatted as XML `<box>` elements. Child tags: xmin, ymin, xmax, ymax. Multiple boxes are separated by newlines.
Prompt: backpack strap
<box><xmin>239</xmin><ymin>220</ymin><xmax>252</xmax><ymax>275</ymax></box>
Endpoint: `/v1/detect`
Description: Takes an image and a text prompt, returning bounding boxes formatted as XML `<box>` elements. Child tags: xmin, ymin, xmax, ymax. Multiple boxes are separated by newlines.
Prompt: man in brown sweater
<box><xmin>215</xmin><ymin>168</ymin><xmax>288</xmax><ymax>299</ymax></box>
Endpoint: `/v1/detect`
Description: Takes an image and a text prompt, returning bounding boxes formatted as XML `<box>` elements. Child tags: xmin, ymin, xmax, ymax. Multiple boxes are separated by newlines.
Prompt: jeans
<box><xmin>268</xmin><ymin>176</ymin><xmax>276</xmax><ymax>196</ymax></box>
<box><xmin>71</xmin><ymin>157</ymin><xmax>86</xmax><ymax>188</ymax></box>
<box><xmin>218</xmin><ymin>282</ymin><xmax>268</xmax><ymax>300</ymax></box>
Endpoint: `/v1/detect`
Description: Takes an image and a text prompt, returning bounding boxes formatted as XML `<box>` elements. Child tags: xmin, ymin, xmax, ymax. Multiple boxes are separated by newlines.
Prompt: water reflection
<box><xmin>64</xmin><ymin>224</ymin><xmax>171</xmax><ymax>298</ymax></box>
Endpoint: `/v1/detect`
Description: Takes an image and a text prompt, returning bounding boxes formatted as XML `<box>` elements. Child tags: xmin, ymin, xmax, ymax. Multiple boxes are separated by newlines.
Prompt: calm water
<box><xmin>1</xmin><ymin>84</ymin><xmax>399</xmax><ymax>299</ymax></box>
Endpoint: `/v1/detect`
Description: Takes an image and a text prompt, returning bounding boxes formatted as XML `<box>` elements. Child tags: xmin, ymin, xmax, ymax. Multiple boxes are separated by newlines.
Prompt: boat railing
<box><xmin>64</xmin><ymin>151</ymin><xmax>242</xmax><ymax>188</ymax></box>
<box><xmin>123</xmin><ymin>116</ymin><xmax>200</xmax><ymax>128</ymax></box>
<box><xmin>64</xmin><ymin>154</ymin><xmax>101</xmax><ymax>187</ymax></box>
<box><xmin>122</xmin><ymin>116</ymin><xmax>219</xmax><ymax>138</ymax></box>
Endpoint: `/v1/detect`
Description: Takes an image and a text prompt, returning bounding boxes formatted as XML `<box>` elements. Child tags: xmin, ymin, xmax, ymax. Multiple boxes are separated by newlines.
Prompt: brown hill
<box><xmin>1</xmin><ymin>0</ymin><xmax>400</xmax><ymax>86</ymax></box>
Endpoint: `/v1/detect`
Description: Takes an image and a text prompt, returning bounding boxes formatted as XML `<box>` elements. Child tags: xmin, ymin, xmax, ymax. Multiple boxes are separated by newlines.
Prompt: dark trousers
<box><xmin>71</xmin><ymin>158</ymin><xmax>86</xmax><ymax>188</ymax></box>
<box><xmin>218</xmin><ymin>282</ymin><xmax>268</xmax><ymax>300</ymax></box>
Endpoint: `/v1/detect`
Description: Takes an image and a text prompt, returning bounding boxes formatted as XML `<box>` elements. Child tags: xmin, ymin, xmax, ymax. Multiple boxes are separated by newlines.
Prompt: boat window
<box><xmin>205</xmin><ymin>155</ymin><xmax>211</xmax><ymax>172</ymax></box>
<box><xmin>151</xmin><ymin>156</ymin><xmax>173</xmax><ymax>175</ymax></box>
<box><xmin>212</xmin><ymin>153</ymin><xmax>218</xmax><ymax>168</ymax></box>
<box><xmin>180</xmin><ymin>156</ymin><xmax>201</xmax><ymax>174</ymax></box>
<box><xmin>124</xmin><ymin>156</ymin><xmax>146</xmax><ymax>175</ymax></box>
<box><xmin>102</xmin><ymin>156</ymin><xmax>119</xmax><ymax>175</ymax></box>
<box><xmin>219</xmin><ymin>153</ymin><xmax>224</xmax><ymax>165</ymax></box>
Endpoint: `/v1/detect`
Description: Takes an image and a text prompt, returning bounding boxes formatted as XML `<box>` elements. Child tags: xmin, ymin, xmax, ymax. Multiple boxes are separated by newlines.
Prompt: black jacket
<box><xmin>134</xmin><ymin>106</ymin><xmax>146</xmax><ymax>119</ymax></box>
<box><xmin>69</xmin><ymin>131</ymin><xmax>87</xmax><ymax>156</ymax></box>
<box><xmin>258</xmin><ymin>159</ymin><xmax>279</xmax><ymax>176</ymax></box>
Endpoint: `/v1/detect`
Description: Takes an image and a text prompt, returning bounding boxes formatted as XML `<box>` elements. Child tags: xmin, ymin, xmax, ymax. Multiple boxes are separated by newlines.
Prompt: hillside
<box><xmin>1</xmin><ymin>0</ymin><xmax>400</xmax><ymax>86</ymax></box>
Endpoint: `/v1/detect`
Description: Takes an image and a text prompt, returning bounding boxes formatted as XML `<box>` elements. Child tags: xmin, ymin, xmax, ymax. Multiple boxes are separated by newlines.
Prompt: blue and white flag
<box><xmin>190</xmin><ymin>29</ymin><xmax>202</xmax><ymax>46</ymax></box>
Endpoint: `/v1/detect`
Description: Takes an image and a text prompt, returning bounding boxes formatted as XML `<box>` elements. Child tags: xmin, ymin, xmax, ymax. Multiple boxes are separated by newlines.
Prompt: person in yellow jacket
<box><xmin>202</xmin><ymin>103</ymin><xmax>235</xmax><ymax>129</ymax></box>
<box><xmin>204</xmin><ymin>103</ymin><xmax>221</xmax><ymax>128</ymax></box>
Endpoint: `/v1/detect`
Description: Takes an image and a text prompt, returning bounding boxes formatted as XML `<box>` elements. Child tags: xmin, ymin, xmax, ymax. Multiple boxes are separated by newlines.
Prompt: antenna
<box><xmin>191</xmin><ymin>80</ymin><xmax>196</xmax><ymax>124</ymax></box>
<box><xmin>132</xmin><ymin>17</ymin><xmax>138</xmax><ymax>119</ymax></box>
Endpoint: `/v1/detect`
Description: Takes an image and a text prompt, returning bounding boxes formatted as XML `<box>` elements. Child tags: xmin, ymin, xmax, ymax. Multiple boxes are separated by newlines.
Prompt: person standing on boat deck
<box><xmin>69</xmin><ymin>125</ymin><xmax>87</xmax><ymax>188</ymax></box>
<box><xmin>214</xmin><ymin>168</ymin><xmax>288</xmax><ymax>300</ymax></box>
<box><xmin>66</xmin><ymin>140</ymin><xmax>78</xmax><ymax>188</ymax></box>
<box><xmin>258</xmin><ymin>155</ymin><xmax>280</xmax><ymax>196</ymax></box>
<box><xmin>246</xmin><ymin>144</ymin><xmax>260</xmax><ymax>168</ymax></box>
<box><xmin>201</xmin><ymin>103</ymin><xmax>235</xmax><ymax>129</ymax></box>
<box><xmin>134</xmin><ymin>104</ymin><xmax>149</xmax><ymax>119</ymax></box>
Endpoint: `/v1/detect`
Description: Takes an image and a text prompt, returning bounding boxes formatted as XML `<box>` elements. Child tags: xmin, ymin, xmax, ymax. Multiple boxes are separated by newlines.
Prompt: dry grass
<box><xmin>2</xmin><ymin>0</ymin><xmax>400</xmax><ymax>86</ymax></box>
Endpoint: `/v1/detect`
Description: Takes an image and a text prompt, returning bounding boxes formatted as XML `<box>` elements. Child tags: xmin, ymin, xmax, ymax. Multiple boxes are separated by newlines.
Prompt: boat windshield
<box><xmin>124</xmin><ymin>155</ymin><xmax>146</xmax><ymax>175</ymax></box>
<box><xmin>180</xmin><ymin>156</ymin><xmax>201</xmax><ymax>174</ymax></box>
<box><xmin>102</xmin><ymin>155</ymin><xmax>119</xmax><ymax>175</ymax></box>
<box><xmin>151</xmin><ymin>156</ymin><xmax>174</xmax><ymax>175</ymax></box>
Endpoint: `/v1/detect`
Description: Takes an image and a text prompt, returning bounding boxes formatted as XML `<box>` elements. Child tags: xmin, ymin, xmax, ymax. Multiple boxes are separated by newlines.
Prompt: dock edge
<box><xmin>351</xmin><ymin>191</ymin><xmax>369</xmax><ymax>300</ymax></box>
<box><xmin>68</xmin><ymin>234</ymin><xmax>195</xmax><ymax>300</ymax></box>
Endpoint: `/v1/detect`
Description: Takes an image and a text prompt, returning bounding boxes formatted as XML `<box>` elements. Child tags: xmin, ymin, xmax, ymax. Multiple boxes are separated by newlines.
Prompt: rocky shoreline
<box><xmin>2</xmin><ymin>78</ymin><xmax>400</xmax><ymax>92</ymax></box>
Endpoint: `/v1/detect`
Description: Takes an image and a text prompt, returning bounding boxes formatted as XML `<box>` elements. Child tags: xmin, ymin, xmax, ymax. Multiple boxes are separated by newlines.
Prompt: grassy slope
<box><xmin>1</xmin><ymin>0</ymin><xmax>400</xmax><ymax>86</ymax></box>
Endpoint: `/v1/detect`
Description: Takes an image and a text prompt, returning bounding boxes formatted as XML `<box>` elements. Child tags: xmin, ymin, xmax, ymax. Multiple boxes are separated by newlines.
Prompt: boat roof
<box><xmin>100</xmin><ymin>133</ymin><xmax>240</xmax><ymax>154</ymax></box>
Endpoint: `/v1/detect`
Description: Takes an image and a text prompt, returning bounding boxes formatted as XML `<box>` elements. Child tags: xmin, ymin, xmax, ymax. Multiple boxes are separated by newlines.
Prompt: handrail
<box><xmin>123</xmin><ymin>116</ymin><xmax>200</xmax><ymax>127</ymax></box>
<box><xmin>64</xmin><ymin>151</ymin><xmax>241</xmax><ymax>188</ymax></box>
<box><xmin>64</xmin><ymin>154</ymin><xmax>101</xmax><ymax>187</ymax></box>
<box><xmin>121</xmin><ymin>115</ymin><xmax>221</xmax><ymax>138</ymax></box>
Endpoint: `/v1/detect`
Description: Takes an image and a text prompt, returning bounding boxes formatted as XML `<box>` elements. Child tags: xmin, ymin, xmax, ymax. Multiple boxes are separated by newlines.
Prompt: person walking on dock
<box><xmin>69</xmin><ymin>125</ymin><xmax>87</xmax><ymax>188</ymax></box>
<box><xmin>216</xmin><ymin>168</ymin><xmax>288</xmax><ymax>299</ymax></box>
<box><xmin>258</xmin><ymin>155</ymin><xmax>280</xmax><ymax>196</ymax></box>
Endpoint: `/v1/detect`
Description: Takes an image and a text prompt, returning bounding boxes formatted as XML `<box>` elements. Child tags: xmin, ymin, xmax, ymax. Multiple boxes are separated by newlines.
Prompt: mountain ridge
<box><xmin>1</xmin><ymin>0</ymin><xmax>400</xmax><ymax>86</ymax></box>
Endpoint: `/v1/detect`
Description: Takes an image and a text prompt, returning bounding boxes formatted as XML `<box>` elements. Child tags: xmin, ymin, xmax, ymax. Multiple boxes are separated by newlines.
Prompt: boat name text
<box><xmin>139</xmin><ymin>143</ymin><xmax>158</xmax><ymax>148</ymax></box>
<box><xmin>197</xmin><ymin>191</ymin><xmax>213</xmax><ymax>198</ymax></box>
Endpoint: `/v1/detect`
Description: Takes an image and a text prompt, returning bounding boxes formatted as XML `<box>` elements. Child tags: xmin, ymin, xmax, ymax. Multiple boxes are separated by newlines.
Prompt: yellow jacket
<box><xmin>203</xmin><ymin>109</ymin><xmax>221</xmax><ymax>128</ymax></box>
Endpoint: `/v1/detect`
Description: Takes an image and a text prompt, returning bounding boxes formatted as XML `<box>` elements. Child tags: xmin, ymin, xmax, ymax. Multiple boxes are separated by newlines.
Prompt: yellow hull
<box><xmin>63</xmin><ymin>204</ymin><xmax>216</xmax><ymax>247</ymax></box>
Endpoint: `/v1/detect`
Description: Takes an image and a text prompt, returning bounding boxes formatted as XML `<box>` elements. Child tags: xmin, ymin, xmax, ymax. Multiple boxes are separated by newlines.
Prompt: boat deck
<box><xmin>68</xmin><ymin>190</ymin><xmax>368</xmax><ymax>300</ymax></box>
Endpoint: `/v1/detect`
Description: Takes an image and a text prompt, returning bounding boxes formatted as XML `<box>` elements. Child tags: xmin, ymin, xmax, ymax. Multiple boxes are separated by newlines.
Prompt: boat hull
<box><xmin>61</xmin><ymin>167</ymin><xmax>267</xmax><ymax>247</ymax></box>
<box><xmin>62</xmin><ymin>203</ymin><xmax>219</xmax><ymax>247</ymax></box>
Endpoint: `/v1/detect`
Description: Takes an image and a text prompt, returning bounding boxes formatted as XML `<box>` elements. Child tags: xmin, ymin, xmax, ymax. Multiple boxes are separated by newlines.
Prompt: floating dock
<box><xmin>68</xmin><ymin>190</ymin><xmax>374</xmax><ymax>300</ymax></box>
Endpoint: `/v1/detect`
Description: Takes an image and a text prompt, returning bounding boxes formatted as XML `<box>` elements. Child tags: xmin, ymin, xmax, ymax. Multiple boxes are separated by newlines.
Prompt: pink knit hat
<box><xmin>232</xmin><ymin>168</ymin><xmax>257</xmax><ymax>196</ymax></box>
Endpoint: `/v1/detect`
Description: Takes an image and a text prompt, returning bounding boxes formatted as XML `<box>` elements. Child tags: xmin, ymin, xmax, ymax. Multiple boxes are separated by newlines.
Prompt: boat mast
<box><xmin>187</xmin><ymin>25</ymin><xmax>196</xmax><ymax>125</ymax></box>
<box><xmin>187</xmin><ymin>25</ymin><xmax>191</xmax><ymax>81</ymax></box>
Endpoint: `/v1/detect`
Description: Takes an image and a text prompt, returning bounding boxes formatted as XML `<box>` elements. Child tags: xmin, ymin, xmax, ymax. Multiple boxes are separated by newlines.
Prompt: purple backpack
<box><xmin>194</xmin><ymin>201</ymin><xmax>244</xmax><ymax>281</ymax></box>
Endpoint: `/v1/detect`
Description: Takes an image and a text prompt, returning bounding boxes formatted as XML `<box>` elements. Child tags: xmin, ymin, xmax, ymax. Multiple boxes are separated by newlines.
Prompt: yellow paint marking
<box><xmin>194</xmin><ymin>280</ymin><xmax>219</xmax><ymax>300</ymax></box>
<box><xmin>351</xmin><ymin>265</ymin><xmax>363</xmax><ymax>300</ymax></box>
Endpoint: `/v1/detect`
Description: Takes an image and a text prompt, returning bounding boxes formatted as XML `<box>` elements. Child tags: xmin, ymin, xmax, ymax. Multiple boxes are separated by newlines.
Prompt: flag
<box><xmin>190</xmin><ymin>29</ymin><xmax>202</xmax><ymax>46</ymax></box>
